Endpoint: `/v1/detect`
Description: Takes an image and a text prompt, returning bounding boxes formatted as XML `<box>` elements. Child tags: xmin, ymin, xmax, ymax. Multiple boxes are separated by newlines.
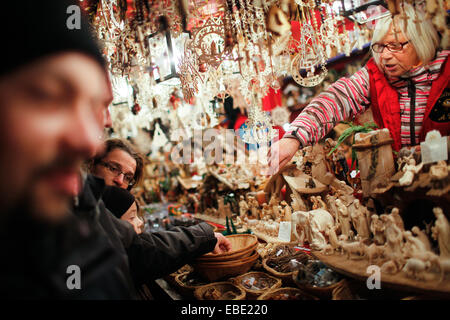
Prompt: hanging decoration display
<box><xmin>81</xmin><ymin>0</ymin><xmax>446</xmax><ymax>142</ymax></box>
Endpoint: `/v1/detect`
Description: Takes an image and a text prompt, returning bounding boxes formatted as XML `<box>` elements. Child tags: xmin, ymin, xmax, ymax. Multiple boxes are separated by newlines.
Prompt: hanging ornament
<box><xmin>290</xmin><ymin>3</ymin><xmax>328</xmax><ymax>87</ymax></box>
<box><xmin>152</xmin><ymin>122</ymin><xmax>169</xmax><ymax>148</ymax></box>
<box><xmin>241</xmin><ymin>98</ymin><xmax>278</xmax><ymax>145</ymax></box>
<box><xmin>271</xmin><ymin>106</ymin><xmax>291</xmax><ymax>126</ymax></box>
<box><xmin>190</xmin><ymin>16</ymin><xmax>227</xmax><ymax>69</ymax></box>
<box><xmin>132</xmin><ymin>102</ymin><xmax>141</xmax><ymax>115</ymax></box>
<box><xmin>179</xmin><ymin>40</ymin><xmax>205</xmax><ymax>102</ymax></box>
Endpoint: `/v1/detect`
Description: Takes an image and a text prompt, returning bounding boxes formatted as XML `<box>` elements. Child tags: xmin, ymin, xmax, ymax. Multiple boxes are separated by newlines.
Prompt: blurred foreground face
<box><xmin>0</xmin><ymin>53</ymin><xmax>110</xmax><ymax>221</ymax></box>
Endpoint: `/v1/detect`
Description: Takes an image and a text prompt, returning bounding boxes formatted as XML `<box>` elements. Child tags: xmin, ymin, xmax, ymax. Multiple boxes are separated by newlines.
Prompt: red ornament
<box><xmin>132</xmin><ymin>103</ymin><xmax>141</xmax><ymax>115</ymax></box>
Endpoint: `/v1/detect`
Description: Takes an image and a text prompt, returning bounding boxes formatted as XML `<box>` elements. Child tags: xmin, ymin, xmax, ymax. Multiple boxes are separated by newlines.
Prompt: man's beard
<box><xmin>5</xmin><ymin>155</ymin><xmax>82</xmax><ymax>224</ymax></box>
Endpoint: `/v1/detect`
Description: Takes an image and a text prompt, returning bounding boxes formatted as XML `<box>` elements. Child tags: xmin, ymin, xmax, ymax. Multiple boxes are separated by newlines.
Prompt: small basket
<box><xmin>195</xmin><ymin>244</ymin><xmax>256</xmax><ymax>263</ymax></box>
<box><xmin>194</xmin><ymin>282</ymin><xmax>246</xmax><ymax>300</ymax></box>
<box><xmin>292</xmin><ymin>270</ymin><xmax>346</xmax><ymax>300</ymax></box>
<box><xmin>194</xmin><ymin>251</ymin><xmax>259</xmax><ymax>282</ymax></box>
<box><xmin>262</xmin><ymin>257</ymin><xmax>295</xmax><ymax>286</ymax></box>
<box><xmin>230</xmin><ymin>271</ymin><xmax>282</xmax><ymax>300</ymax></box>
<box><xmin>257</xmin><ymin>287</ymin><xmax>318</xmax><ymax>300</ymax></box>
<box><xmin>174</xmin><ymin>271</ymin><xmax>209</xmax><ymax>298</ymax></box>
<box><xmin>331</xmin><ymin>279</ymin><xmax>356</xmax><ymax>300</ymax></box>
<box><xmin>200</xmin><ymin>234</ymin><xmax>258</xmax><ymax>259</ymax></box>
<box><xmin>165</xmin><ymin>264</ymin><xmax>194</xmax><ymax>287</ymax></box>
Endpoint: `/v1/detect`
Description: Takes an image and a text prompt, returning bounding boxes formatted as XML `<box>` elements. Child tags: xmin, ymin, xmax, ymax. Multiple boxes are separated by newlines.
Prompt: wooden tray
<box><xmin>283</xmin><ymin>173</ymin><xmax>328</xmax><ymax>194</ymax></box>
<box><xmin>311</xmin><ymin>250</ymin><xmax>450</xmax><ymax>297</ymax></box>
<box><xmin>177</xmin><ymin>176</ymin><xmax>202</xmax><ymax>190</ymax></box>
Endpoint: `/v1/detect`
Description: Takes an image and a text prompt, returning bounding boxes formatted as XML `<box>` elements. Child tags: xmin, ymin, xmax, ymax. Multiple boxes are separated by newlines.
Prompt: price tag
<box><xmin>421</xmin><ymin>131</ymin><xmax>448</xmax><ymax>164</ymax></box>
<box><xmin>278</xmin><ymin>221</ymin><xmax>291</xmax><ymax>242</ymax></box>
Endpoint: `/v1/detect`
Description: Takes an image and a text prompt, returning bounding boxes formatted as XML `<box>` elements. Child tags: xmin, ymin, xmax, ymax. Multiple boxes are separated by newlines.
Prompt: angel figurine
<box><xmin>399</xmin><ymin>158</ymin><xmax>424</xmax><ymax>186</ymax></box>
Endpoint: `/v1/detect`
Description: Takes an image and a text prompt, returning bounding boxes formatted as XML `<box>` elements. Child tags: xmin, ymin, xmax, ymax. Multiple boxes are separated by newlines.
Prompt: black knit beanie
<box><xmin>0</xmin><ymin>0</ymin><xmax>105</xmax><ymax>77</ymax></box>
<box><xmin>102</xmin><ymin>186</ymin><xmax>136</xmax><ymax>219</ymax></box>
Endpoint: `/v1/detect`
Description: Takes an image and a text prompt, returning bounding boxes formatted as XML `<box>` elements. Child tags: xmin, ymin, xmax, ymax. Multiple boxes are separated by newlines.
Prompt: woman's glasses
<box><xmin>371</xmin><ymin>41</ymin><xmax>410</xmax><ymax>53</ymax></box>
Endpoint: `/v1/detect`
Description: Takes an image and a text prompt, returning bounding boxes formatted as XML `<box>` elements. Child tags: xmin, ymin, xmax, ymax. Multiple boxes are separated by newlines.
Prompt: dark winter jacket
<box><xmin>0</xmin><ymin>203</ymin><xmax>132</xmax><ymax>299</ymax></box>
<box><xmin>73</xmin><ymin>175</ymin><xmax>217</xmax><ymax>298</ymax></box>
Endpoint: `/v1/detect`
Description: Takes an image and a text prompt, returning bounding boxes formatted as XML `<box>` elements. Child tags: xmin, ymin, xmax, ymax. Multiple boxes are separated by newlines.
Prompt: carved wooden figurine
<box><xmin>350</xmin><ymin>199</ymin><xmax>371</xmax><ymax>240</ymax></box>
<box><xmin>336</xmin><ymin>199</ymin><xmax>352</xmax><ymax>240</ymax></box>
<box><xmin>399</xmin><ymin>158</ymin><xmax>424</xmax><ymax>186</ymax></box>
<box><xmin>239</xmin><ymin>195</ymin><xmax>249</xmax><ymax>218</ymax></box>
<box><xmin>370</xmin><ymin>214</ymin><xmax>386</xmax><ymax>245</ymax></box>
<box><xmin>431</xmin><ymin>207</ymin><xmax>450</xmax><ymax>258</ymax></box>
<box><xmin>291</xmin><ymin>209</ymin><xmax>334</xmax><ymax>250</ymax></box>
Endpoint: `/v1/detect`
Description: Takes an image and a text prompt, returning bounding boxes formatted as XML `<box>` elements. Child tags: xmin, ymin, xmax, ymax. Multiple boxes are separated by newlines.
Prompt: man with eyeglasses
<box><xmin>89</xmin><ymin>138</ymin><xmax>143</xmax><ymax>190</ymax></box>
<box><xmin>269</xmin><ymin>3</ymin><xmax>449</xmax><ymax>174</ymax></box>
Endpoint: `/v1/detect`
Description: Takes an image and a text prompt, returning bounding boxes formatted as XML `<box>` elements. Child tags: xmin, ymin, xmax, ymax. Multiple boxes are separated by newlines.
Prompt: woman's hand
<box><xmin>213</xmin><ymin>232</ymin><xmax>232</xmax><ymax>254</ymax></box>
<box><xmin>267</xmin><ymin>138</ymin><xmax>301</xmax><ymax>175</ymax></box>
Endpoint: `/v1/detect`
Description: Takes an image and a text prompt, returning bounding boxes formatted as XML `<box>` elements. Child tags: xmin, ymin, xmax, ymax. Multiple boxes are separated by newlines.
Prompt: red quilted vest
<box><xmin>366</xmin><ymin>57</ymin><xmax>450</xmax><ymax>151</ymax></box>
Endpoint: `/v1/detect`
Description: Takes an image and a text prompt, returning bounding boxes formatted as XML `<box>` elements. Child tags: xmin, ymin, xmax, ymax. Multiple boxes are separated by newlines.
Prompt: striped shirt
<box><xmin>285</xmin><ymin>50</ymin><xmax>449</xmax><ymax>148</ymax></box>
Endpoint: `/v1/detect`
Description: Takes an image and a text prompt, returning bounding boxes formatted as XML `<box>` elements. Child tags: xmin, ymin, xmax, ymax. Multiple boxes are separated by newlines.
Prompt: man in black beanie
<box><xmin>0</xmin><ymin>0</ymin><xmax>231</xmax><ymax>299</ymax></box>
<box><xmin>0</xmin><ymin>0</ymin><xmax>131</xmax><ymax>299</ymax></box>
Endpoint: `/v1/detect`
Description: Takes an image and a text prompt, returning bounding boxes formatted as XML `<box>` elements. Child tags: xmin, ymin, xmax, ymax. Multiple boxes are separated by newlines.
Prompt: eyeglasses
<box><xmin>99</xmin><ymin>161</ymin><xmax>136</xmax><ymax>185</ymax></box>
<box><xmin>371</xmin><ymin>41</ymin><xmax>410</xmax><ymax>53</ymax></box>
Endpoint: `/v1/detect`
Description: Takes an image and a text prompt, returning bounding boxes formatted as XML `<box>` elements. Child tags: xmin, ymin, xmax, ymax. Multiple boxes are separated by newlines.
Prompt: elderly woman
<box><xmin>270</xmin><ymin>3</ymin><xmax>449</xmax><ymax>172</ymax></box>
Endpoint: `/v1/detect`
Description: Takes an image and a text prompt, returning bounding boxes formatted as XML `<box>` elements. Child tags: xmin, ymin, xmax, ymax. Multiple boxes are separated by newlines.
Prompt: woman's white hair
<box><xmin>371</xmin><ymin>2</ymin><xmax>440</xmax><ymax>67</ymax></box>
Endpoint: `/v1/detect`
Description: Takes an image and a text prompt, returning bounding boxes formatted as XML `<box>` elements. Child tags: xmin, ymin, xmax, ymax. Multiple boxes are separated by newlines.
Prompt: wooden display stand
<box><xmin>251</xmin><ymin>231</ymin><xmax>295</xmax><ymax>244</ymax></box>
<box><xmin>353</xmin><ymin>129</ymin><xmax>395</xmax><ymax>198</ymax></box>
<box><xmin>177</xmin><ymin>176</ymin><xmax>203</xmax><ymax>190</ymax></box>
<box><xmin>311</xmin><ymin>250</ymin><xmax>450</xmax><ymax>297</ymax></box>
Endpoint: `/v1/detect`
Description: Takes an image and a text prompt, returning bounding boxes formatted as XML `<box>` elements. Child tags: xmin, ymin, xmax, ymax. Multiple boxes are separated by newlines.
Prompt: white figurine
<box><xmin>280</xmin><ymin>200</ymin><xmax>292</xmax><ymax>221</ymax></box>
<box><xmin>261</xmin><ymin>203</ymin><xmax>271</xmax><ymax>221</ymax></box>
<box><xmin>390</xmin><ymin>207</ymin><xmax>405</xmax><ymax>231</ymax></box>
<box><xmin>411</xmin><ymin>226</ymin><xmax>432</xmax><ymax>252</ymax></box>
<box><xmin>340</xmin><ymin>241</ymin><xmax>366</xmax><ymax>260</ymax></box>
<box><xmin>398</xmin><ymin>158</ymin><xmax>424</xmax><ymax>186</ymax></box>
<box><xmin>402</xmin><ymin>258</ymin><xmax>431</xmax><ymax>281</ymax></box>
<box><xmin>291</xmin><ymin>208</ymin><xmax>334</xmax><ymax>249</ymax></box>
<box><xmin>311</xmin><ymin>195</ymin><xmax>327</xmax><ymax>210</ymax></box>
<box><xmin>336</xmin><ymin>199</ymin><xmax>352</xmax><ymax>240</ymax></box>
<box><xmin>239</xmin><ymin>195</ymin><xmax>249</xmax><ymax>219</ymax></box>
<box><xmin>350</xmin><ymin>199</ymin><xmax>371</xmax><ymax>240</ymax></box>
<box><xmin>323</xmin><ymin>225</ymin><xmax>342</xmax><ymax>255</ymax></box>
<box><xmin>403</xmin><ymin>231</ymin><xmax>429</xmax><ymax>257</ymax></box>
<box><xmin>382</xmin><ymin>215</ymin><xmax>405</xmax><ymax>272</ymax></box>
<box><xmin>290</xmin><ymin>192</ymin><xmax>307</xmax><ymax>212</ymax></box>
<box><xmin>364</xmin><ymin>243</ymin><xmax>386</xmax><ymax>265</ymax></box>
<box><xmin>325</xmin><ymin>194</ymin><xmax>339</xmax><ymax>221</ymax></box>
<box><xmin>431</xmin><ymin>207</ymin><xmax>450</xmax><ymax>258</ymax></box>
<box><xmin>370</xmin><ymin>214</ymin><xmax>386</xmax><ymax>245</ymax></box>
<box><xmin>437</xmin><ymin>257</ymin><xmax>450</xmax><ymax>282</ymax></box>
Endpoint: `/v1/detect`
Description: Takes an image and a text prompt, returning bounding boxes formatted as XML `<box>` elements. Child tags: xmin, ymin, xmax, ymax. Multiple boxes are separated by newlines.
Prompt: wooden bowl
<box><xmin>195</xmin><ymin>250</ymin><xmax>258</xmax><ymax>267</ymax></box>
<box><xmin>200</xmin><ymin>234</ymin><xmax>258</xmax><ymax>259</ymax></box>
<box><xmin>196</xmin><ymin>244</ymin><xmax>257</xmax><ymax>263</ymax></box>
<box><xmin>194</xmin><ymin>251</ymin><xmax>259</xmax><ymax>282</ymax></box>
<box><xmin>230</xmin><ymin>271</ymin><xmax>282</xmax><ymax>300</ymax></box>
<box><xmin>257</xmin><ymin>287</ymin><xmax>318</xmax><ymax>300</ymax></box>
<box><xmin>292</xmin><ymin>270</ymin><xmax>346</xmax><ymax>300</ymax></box>
<box><xmin>194</xmin><ymin>282</ymin><xmax>246</xmax><ymax>300</ymax></box>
